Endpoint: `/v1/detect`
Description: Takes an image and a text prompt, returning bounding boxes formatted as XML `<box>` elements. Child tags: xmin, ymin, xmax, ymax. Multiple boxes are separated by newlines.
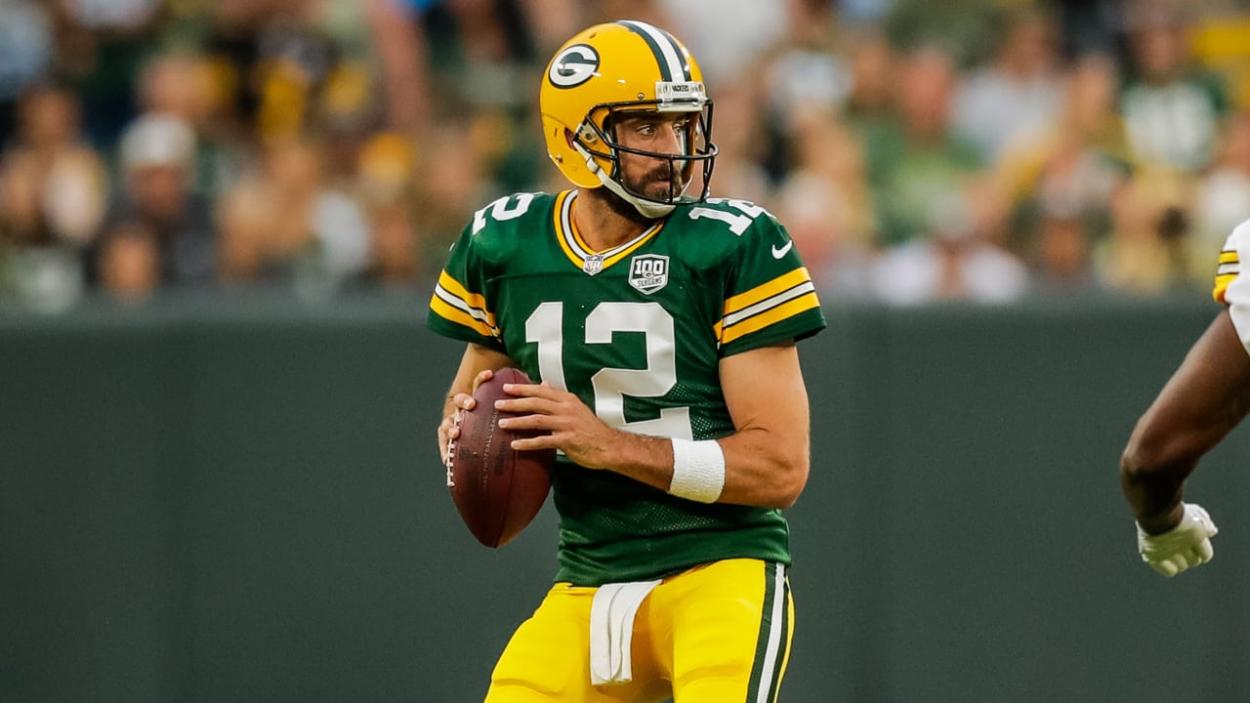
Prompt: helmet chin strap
<box><xmin>573</xmin><ymin>141</ymin><xmax>676</xmax><ymax>219</ymax></box>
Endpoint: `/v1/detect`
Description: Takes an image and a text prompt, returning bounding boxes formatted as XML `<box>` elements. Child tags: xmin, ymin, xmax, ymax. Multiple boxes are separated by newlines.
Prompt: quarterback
<box><xmin>1119</xmin><ymin>219</ymin><xmax>1250</xmax><ymax>576</ymax></box>
<box><xmin>428</xmin><ymin>21</ymin><xmax>825</xmax><ymax>702</ymax></box>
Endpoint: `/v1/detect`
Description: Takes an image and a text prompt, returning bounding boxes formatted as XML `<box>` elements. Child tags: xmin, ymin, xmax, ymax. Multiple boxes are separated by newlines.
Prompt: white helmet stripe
<box><xmin>620</xmin><ymin>20</ymin><xmax>686</xmax><ymax>83</ymax></box>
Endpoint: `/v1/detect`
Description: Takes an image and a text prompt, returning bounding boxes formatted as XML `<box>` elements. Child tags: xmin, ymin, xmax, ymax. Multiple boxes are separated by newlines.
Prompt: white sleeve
<box><xmin>1216</xmin><ymin>219</ymin><xmax>1250</xmax><ymax>354</ymax></box>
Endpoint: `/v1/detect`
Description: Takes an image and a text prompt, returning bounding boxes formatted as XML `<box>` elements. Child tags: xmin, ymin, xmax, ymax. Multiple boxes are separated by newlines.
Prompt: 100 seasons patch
<box><xmin>628</xmin><ymin>254</ymin><xmax>669</xmax><ymax>294</ymax></box>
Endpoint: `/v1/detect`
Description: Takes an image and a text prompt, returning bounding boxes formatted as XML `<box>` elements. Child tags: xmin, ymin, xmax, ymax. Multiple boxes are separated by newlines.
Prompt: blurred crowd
<box><xmin>1</xmin><ymin>0</ymin><xmax>1249</xmax><ymax>310</ymax></box>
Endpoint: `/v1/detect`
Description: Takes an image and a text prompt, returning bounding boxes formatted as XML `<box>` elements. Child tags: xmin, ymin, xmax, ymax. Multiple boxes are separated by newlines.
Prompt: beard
<box><xmin>589</xmin><ymin>180</ymin><xmax>657</xmax><ymax>226</ymax></box>
<box><xmin>618</xmin><ymin>158</ymin><xmax>690</xmax><ymax>202</ymax></box>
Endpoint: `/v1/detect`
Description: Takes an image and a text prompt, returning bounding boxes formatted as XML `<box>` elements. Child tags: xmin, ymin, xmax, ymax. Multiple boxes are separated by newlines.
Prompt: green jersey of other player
<box><xmin>428</xmin><ymin>190</ymin><xmax>826</xmax><ymax>586</ymax></box>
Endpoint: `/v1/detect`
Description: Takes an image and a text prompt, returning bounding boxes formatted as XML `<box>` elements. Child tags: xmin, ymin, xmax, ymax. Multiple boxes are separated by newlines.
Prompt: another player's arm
<box><xmin>499</xmin><ymin>342</ymin><xmax>810</xmax><ymax>509</ymax></box>
<box><xmin>1121</xmin><ymin>310</ymin><xmax>1250</xmax><ymax>531</ymax></box>
<box><xmin>437</xmin><ymin>343</ymin><xmax>515</xmax><ymax>465</ymax></box>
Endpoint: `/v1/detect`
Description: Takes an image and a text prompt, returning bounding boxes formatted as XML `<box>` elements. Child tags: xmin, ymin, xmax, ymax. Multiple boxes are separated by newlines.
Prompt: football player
<box><xmin>1119</xmin><ymin>221</ymin><xmax>1250</xmax><ymax>577</ymax></box>
<box><xmin>430</xmin><ymin>22</ymin><xmax>825</xmax><ymax>701</ymax></box>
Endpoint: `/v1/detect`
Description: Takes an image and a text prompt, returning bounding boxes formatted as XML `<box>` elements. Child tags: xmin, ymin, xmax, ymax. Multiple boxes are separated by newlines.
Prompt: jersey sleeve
<box><xmin>426</xmin><ymin>224</ymin><xmax>505</xmax><ymax>352</ymax></box>
<box><xmin>1214</xmin><ymin>219</ymin><xmax>1250</xmax><ymax>352</ymax></box>
<box><xmin>716</xmin><ymin>213</ymin><xmax>827</xmax><ymax>357</ymax></box>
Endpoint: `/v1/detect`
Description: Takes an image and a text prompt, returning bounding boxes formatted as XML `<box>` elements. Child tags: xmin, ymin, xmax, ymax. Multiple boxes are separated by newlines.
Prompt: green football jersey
<box><xmin>428</xmin><ymin>190</ymin><xmax>826</xmax><ymax>586</ymax></box>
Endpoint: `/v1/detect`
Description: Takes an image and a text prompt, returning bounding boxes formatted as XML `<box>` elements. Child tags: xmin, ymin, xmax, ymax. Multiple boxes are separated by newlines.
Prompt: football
<box><xmin>448</xmin><ymin>367</ymin><xmax>555</xmax><ymax>547</ymax></box>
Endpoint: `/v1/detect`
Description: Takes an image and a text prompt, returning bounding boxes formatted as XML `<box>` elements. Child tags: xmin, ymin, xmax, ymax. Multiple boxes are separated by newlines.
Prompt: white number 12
<box><xmin>525</xmin><ymin>302</ymin><xmax>693</xmax><ymax>439</ymax></box>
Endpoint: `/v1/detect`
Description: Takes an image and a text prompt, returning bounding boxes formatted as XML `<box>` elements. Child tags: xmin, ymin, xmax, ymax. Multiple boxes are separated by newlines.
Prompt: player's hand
<box><xmin>1137</xmin><ymin>503</ymin><xmax>1219</xmax><ymax>577</ymax></box>
<box><xmin>438</xmin><ymin>369</ymin><xmax>495</xmax><ymax>467</ymax></box>
<box><xmin>495</xmin><ymin>382</ymin><xmax>618</xmax><ymax>469</ymax></box>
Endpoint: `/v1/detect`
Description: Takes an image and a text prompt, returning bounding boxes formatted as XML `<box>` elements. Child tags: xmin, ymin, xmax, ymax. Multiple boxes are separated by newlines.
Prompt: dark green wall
<box><xmin>2</xmin><ymin>296</ymin><xmax>1246</xmax><ymax>703</ymax></box>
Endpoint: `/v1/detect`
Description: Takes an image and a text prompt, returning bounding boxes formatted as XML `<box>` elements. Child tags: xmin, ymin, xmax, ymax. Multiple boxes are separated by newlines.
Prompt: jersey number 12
<box><xmin>525</xmin><ymin>302</ymin><xmax>693</xmax><ymax>440</ymax></box>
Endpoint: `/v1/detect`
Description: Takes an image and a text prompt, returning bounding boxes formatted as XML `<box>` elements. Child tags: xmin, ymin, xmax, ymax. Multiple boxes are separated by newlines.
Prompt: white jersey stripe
<box><xmin>722</xmin><ymin>282</ymin><xmax>816</xmax><ymax>328</ymax></box>
<box><xmin>434</xmin><ymin>285</ymin><xmax>499</xmax><ymax>334</ymax></box>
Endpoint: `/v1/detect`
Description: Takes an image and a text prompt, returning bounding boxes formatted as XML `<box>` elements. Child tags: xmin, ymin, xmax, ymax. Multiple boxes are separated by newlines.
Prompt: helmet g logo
<box><xmin>549</xmin><ymin>44</ymin><xmax>599</xmax><ymax>88</ymax></box>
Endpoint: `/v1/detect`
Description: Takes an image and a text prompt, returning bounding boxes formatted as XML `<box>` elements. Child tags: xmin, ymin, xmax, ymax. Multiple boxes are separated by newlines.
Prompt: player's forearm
<box><xmin>1120</xmin><ymin>312</ymin><xmax>1250</xmax><ymax>532</ymax></box>
<box><xmin>603</xmin><ymin>427</ymin><xmax>808</xmax><ymax>509</ymax></box>
<box><xmin>1120</xmin><ymin>415</ymin><xmax>1214</xmax><ymax>533</ymax></box>
<box><xmin>1119</xmin><ymin>458</ymin><xmax>1190</xmax><ymax>534</ymax></box>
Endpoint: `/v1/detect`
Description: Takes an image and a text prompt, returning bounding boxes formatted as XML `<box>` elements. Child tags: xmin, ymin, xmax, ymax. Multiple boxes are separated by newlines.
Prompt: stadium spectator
<box><xmin>762</xmin><ymin>0</ymin><xmax>853</xmax><ymax>122</ymax></box>
<box><xmin>0</xmin><ymin>85</ymin><xmax>108</xmax><ymax>249</ymax></box>
<box><xmin>701</xmin><ymin>84</ymin><xmax>770</xmax><ymax>204</ymax></box>
<box><xmin>658</xmin><ymin>0</ymin><xmax>785</xmax><ymax>83</ymax></box>
<box><xmin>869</xmin><ymin>185</ymin><xmax>1029</xmax><ymax>304</ymax></box>
<box><xmin>996</xmin><ymin>54</ymin><xmax>1128</xmax><ymax>278</ymax></box>
<box><xmin>97</xmin><ymin>113</ymin><xmax>216</xmax><ymax>294</ymax></box>
<box><xmin>218</xmin><ymin>136</ymin><xmax>369</xmax><ymax>289</ymax></box>
<box><xmin>1096</xmin><ymin>169</ymin><xmax>1195</xmax><ymax>295</ymax></box>
<box><xmin>841</xmin><ymin>30</ymin><xmax>897</xmax><ymax>135</ymax></box>
<box><xmin>1121</xmin><ymin>3</ymin><xmax>1228</xmax><ymax>172</ymax></box>
<box><xmin>98</xmin><ymin>221</ymin><xmax>160</xmax><ymax>302</ymax></box>
<box><xmin>953</xmin><ymin>7</ymin><xmax>1063</xmax><ymax>163</ymax></box>
<box><xmin>864</xmin><ymin>45</ymin><xmax>983</xmax><ymax>247</ymax></box>
<box><xmin>1195</xmin><ymin>112</ymin><xmax>1250</xmax><ymax>260</ymax></box>
<box><xmin>369</xmin><ymin>204</ymin><xmax>421</xmax><ymax>287</ymax></box>
<box><xmin>774</xmin><ymin>112</ymin><xmax>875</xmax><ymax>290</ymax></box>
<box><xmin>0</xmin><ymin>0</ymin><xmax>53</xmax><ymax>144</ymax></box>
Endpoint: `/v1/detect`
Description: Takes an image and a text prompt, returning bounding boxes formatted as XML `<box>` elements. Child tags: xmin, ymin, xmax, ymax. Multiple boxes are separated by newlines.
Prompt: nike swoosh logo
<box><xmin>771</xmin><ymin>240</ymin><xmax>793</xmax><ymax>259</ymax></box>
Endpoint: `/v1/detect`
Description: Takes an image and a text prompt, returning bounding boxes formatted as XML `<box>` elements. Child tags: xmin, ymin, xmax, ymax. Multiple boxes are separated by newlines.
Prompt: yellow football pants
<box><xmin>484</xmin><ymin>558</ymin><xmax>794</xmax><ymax>703</ymax></box>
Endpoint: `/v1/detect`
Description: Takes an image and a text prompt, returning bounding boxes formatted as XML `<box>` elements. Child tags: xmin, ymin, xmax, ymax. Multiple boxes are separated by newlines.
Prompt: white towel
<box><xmin>588</xmin><ymin>579</ymin><xmax>662</xmax><ymax>686</ymax></box>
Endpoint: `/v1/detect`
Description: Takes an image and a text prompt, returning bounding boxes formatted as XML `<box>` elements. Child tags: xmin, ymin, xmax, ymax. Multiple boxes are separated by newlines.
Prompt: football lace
<box><xmin>445</xmin><ymin>412</ymin><xmax>462</xmax><ymax>487</ymax></box>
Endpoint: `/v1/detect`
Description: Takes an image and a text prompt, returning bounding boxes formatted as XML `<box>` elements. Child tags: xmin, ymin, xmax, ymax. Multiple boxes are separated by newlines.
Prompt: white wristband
<box><xmin>669</xmin><ymin>438</ymin><xmax>725</xmax><ymax>503</ymax></box>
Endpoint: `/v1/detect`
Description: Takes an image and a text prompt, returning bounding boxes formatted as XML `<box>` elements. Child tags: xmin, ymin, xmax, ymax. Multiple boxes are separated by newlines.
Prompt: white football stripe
<box><xmin>722</xmin><ymin>281</ymin><xmax>816</xmax><ymax>328</ymax></box>
<box><xmin>622</xmin><ymin>21</ymin><xmax>685</xmax><ymax>81</ymax></box>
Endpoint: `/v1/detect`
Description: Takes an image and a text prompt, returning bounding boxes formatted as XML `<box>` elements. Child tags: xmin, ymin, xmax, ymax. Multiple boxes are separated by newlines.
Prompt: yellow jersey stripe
<box><xmin>437</xmin><ymin>271</ymin><xmax>495</xmax><ymax>325</ymax></box>
<box><xmin>721</xmin><ymin>292</ymin><xmax>820</xmax><ymax>345</ymax></box>
<box><xmin>430</xmin><ymin>295</ymin><xmax>497</xmax><ymax>338</ymax></box>
<box><xmin>724</xmin><ymin>268</ymin><xmax>812</xmax><ymax>316</ymax></box>
<box><xmin>1214</xmin><ymin>274</ymin><xmax>1237</xmax><ymax>304</ymax></box>
<box><xmin>1219</xmin><ymin>252</ymin><xmax>1239</xmax><ymax>264</ymax></box>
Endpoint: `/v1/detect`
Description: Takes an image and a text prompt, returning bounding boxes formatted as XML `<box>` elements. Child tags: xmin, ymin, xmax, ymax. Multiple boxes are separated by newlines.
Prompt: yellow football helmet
<box><xmin>539</xmin><ymin>21</ymin><xmax>718</xmax><ymax>218</ymax></box>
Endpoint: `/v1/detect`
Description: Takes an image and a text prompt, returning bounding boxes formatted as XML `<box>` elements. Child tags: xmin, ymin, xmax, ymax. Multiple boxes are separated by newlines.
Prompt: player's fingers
<box><xmin>496</xmin><ymin>396</ymin><xmax>560</xmax><ymax>414</ymax></box>
<box><xmin>471</xmin><ymin>369</ymin><xmax>494</xmax><ymax>391</ymax></box>
<box><xmin>498</xmin><ymin>414</ymin><xmax>558</xmax><ymax>431</ymax></box>
<box><xmin>503</xmin><ymin>383</ymin><xmax>561</xmax><ymax>400</ymax></box>
<box><xmin>1197</xmin><ymin>538</ymin><xmax>1214</xmax><ymax>562</ymax></box>
<box><xmin>1150</xmin><ymin>559</ymin><xmax>1179</xmax><ymax>577</ymax></box>
<box><xmin>454</xmin><ymin>393</ymin><xmax>476</xmax><ymax>410</ymax></box>
<box><xmin>511</xmin><ymin>435</ymin><xmax>558</xmax><ymax>451</ymax></box>
<box><xmin>1175</xmin><ymin>552</ymin><xmax>1195</xmax><ymax>572</ymax></box>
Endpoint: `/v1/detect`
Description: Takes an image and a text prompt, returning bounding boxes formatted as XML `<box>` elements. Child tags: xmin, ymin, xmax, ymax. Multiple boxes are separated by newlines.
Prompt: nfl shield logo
<box><xmin>628</xmin><ymin>254</ymin><xmax>669</xmax><ymax>295</ymax></box>
<box><xmin>583</xmin><ymin>254</ymin><xmax>604</xmax><ymax>275</ymax></box>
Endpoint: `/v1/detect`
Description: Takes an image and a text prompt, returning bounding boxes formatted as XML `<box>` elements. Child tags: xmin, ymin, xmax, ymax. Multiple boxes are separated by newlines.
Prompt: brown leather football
<box><xmin>448</xmin><ymin>367</ymin><xmax>554</xmax><ymax>547</ymax></box>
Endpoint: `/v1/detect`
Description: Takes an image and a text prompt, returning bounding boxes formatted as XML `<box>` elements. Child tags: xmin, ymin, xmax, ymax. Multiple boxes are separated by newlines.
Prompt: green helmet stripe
<box><xmin>618</xmin><ymin>20</ymin><xmax>676</xmax><ymax>82</ymax></box>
